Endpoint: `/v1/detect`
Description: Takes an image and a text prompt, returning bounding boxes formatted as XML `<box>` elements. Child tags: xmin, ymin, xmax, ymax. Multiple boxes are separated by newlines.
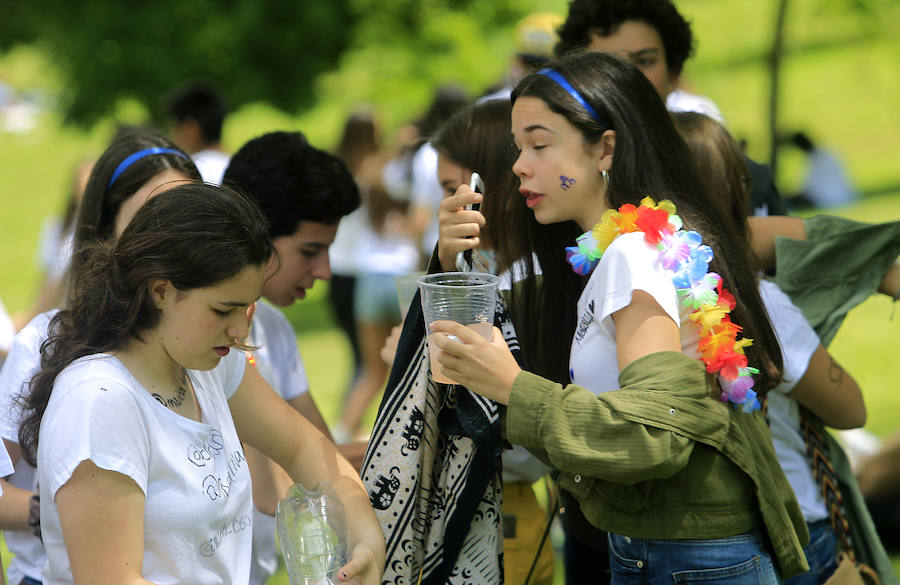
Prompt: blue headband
<box><xmin>537</xmin><ymin>68</ymin><xmax>606</xmax><ymax>126</ymax></box>
<box><xmin>106</xmin><ymin>147</ymin><xmax>190</xmax><ymax>191</ymax></box>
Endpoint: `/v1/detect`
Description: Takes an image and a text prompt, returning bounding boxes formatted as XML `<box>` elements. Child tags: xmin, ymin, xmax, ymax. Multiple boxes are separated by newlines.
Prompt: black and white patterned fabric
<box><xmin>362</xmin><ymin>291</ymin><xmax>520</xmax><ymax>585</ymax></box>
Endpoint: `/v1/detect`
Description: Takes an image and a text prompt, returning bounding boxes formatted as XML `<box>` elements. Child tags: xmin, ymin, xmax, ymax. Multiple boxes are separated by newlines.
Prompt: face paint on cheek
<box><xmin>560</xmin><ymin>175</ymin><xmax>577</xmax><ymax>190</ymax></box>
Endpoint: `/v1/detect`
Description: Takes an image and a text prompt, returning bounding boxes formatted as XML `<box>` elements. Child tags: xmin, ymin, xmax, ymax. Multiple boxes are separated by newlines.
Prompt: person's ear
<box><xmin>595</xmin><ymin>129</ymin><xmax>616</xmax><ymax>174</ymax></box>
<box><xmin>149</xmin><ymin>279</ymin><xmax>176</xmax><ymax>310</ymax></box>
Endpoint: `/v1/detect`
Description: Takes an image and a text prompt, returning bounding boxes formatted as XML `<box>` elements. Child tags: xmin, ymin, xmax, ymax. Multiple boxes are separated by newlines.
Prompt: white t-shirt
<box><xmin>328</xmin><ymin>207</ymin><xmax>365</xmax><ymax>276</ymax></box>
<box><xmin>410</xmin><ymin>143</ymin><xmax>443</xmax><ymax>254</ymax></box>
<box><xmin>666</xmin><ymin>88</ymin><xmax>724</xmax><ymax>123</ymax></box>
<box><xmin>192</xmin><ymin>149</ymin><xmax>231</xmax><ymax>186</ymax></box>
<box><xmin>568</xmin><ymin>232</ymin><xmax>700</xmax><ymax>394</ymax></box>
<box><xmin>0</xmin><ymin>310</ymin><xmax>56</xmax><ymax>584</ymax></box>
<box><xmin>759</xmin><ymin>279</ymin><xmax>826</xmax><ymax>522</ymax></box>
<box><xmin>38</xmin><ymin>351</ymin><xmax>251</xmax><ymax>585</ymax></box>
<box><xmin>803</xmin><ymin>148</ymin><xmax>857</xmax><ymax>208</ymax></box>
<box><xmin>247</xmin><ymin>301</ymin><xmax>309</xmax><ymax>401</ymax></box>
<box><xmin>353</xmin><ymin>221</ymin><xmax>420</xmax><ymax>276</ymax></box>
<box><xmin>0</xmin><ymin>439</ymin><xmax>12</xmax><ymax>491</ymax></box>
<box><xmin>0</xmin><ymin>296</ymin><xmax>15</xmax><ymax>359</ymax></box>
<box><xmin>37</xmin><ymin>219</ymin><xmax>74</xmax><ymax>283</ymax></box>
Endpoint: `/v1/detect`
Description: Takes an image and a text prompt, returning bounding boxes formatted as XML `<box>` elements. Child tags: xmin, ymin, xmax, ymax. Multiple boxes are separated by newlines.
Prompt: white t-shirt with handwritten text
<box><xmin>38</xmin><ymin>350</ymin><xmax>252</xmax><ymax>585</ymax></box>
<box><xmin>568</xmin><ymin>232</ymin><xmax>701</xmax><ymax>395</ymax></box>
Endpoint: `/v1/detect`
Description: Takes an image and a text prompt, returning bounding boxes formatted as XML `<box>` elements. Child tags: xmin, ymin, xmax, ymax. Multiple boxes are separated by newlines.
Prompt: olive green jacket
<box><xmin>506</xmin><ymin>350</ymin><xmax>810</xmax><ymax>578</ymax></box>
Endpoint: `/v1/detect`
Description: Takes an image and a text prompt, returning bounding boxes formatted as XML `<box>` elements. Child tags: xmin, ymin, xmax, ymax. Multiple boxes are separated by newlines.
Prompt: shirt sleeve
<box><xmin>759</xmin><ymin>280</ymin><xmax>820</xmax><ymax>393</ymax></box>
<box><xmin>506</xmin><ymin>370</ymin><xmax>695</xmax><ymax>486</ymax></box>
<box><xmin>271</xmin><ymin>311</ymin><xmax>309</xmax><ymax>401</ymax></box>
<box><xmin>39</xmin><ymin>375</ymin><xmax>151</xmax><ymax>498</ymax></box>
<box><xmin>591</xmin><ymin>232</ymin><xmax>681</xmax><ymax>329</ymax></box>
<box><xmin>0</xmin><ymin>439</ymin><xmax>13</xmax><ymax>481</ymax></box>
<box><xmin>0</xmin><ymin>311</ymin><xmax>53</xmax><ymax>442</ymax></box>
<box><xmin>279</xmin><ymin>348</ymin><xmax>310</xmax><ymax>401</ymax></box>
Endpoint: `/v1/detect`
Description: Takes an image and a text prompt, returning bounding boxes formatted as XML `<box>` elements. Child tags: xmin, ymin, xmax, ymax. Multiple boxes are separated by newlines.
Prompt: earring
<box><xmin>602</xmin><ymin>169</ymin><xmax>609</xmax><ymax>183</ymax></box>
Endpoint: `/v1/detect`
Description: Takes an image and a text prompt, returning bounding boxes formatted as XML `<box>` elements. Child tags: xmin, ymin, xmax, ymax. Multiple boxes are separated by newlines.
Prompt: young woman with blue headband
<box><xmin>429</xmin><ymin>51</ymin><xmax>810</xmax><ymax>583</ymax></box>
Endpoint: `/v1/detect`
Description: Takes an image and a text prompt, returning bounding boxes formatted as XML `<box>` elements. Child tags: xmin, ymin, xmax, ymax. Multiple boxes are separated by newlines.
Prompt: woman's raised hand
<box><xmin>437</xmin><ymin>184</ymin><xmax>485</xmax><ymax>272</ymax></box>
<box><xmin>429</xmin><ymin>321</ymin><xmax>520</xmax><ymax>404</ymax></box>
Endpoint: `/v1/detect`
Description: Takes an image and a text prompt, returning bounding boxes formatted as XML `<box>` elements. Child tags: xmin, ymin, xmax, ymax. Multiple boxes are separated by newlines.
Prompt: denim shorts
<box><xmin>608</xmin><ymin>530</ymin><xmax>780</xmax><ymax>584</ymax></box>
<box><xmin>783</xmin><ymin>519</ymin><xmax>838</xmax><ymax>585</ymax></box>
<box><xmin>354</xmin><ymin>274</ymin><xmax>401</xmax><ymax>324</ymax></box>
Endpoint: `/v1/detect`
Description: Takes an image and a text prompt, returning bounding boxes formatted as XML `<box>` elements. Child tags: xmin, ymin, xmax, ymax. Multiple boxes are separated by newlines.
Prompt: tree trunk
<box><xmin>768</xmin><ymin>0</ymin><xmax>790</xmax><ymax>175</ymax></box>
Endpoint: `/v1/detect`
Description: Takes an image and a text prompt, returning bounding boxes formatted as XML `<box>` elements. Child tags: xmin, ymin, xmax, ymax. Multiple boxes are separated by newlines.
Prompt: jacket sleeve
<box><xmin>505</xmin><ymin>369</ymin><xmax>695</xmax><ymax>486</ymax></box>
<box><xmin>774</xmin><ymin>215</ymin><xmax>900</xmax><ymax>346</ymax></box>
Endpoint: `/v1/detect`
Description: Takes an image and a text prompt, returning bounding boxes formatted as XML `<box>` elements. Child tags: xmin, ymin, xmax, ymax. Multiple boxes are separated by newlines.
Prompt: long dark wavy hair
<box><xmin>18</xmin><ymin>184</ymin><xmax>273</xmax><ymax>466</ymax></box>
<box><xmin>431</xmin><ymin>99</ymin><xmax>522</xmax><ymax>273</ymax></box>
<box><xmin>671</xmin><ymin>112</ymin><xmax>758</xmax><ymax>270</ymax></box>
<box><xmin>509</xmin><ymin>51</ymin><xmax>783</xmax><ymax>392</ymax></box>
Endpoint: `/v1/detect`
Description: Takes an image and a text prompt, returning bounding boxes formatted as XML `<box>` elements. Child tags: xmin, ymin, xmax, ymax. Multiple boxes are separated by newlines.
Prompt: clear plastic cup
<box><xmin>416</xmin><ymin>272</ymin><xmax>499</xmax><ymax>384</ymax></box>
<box><xmin>394</xmin><ymin>271</ymin><xmax>426</xmax><ymax>318</ymax></box>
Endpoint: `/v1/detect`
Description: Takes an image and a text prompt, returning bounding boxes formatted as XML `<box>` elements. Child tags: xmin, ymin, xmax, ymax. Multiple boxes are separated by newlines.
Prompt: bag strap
<box><xmin>798</xmin><ymin>406</ymin><xmax>858</xmax><ymax>561</ymax></box>
<box><xmin>800</xmin><ymin>408</ymin><xmax>883</xmax><ymax>585</ymax></box>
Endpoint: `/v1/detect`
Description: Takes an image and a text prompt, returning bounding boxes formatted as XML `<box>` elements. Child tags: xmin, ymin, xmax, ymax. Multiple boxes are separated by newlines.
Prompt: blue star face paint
<box><xmin>560</xmin><ymin>175</ymin><xmax>576</xmax><ymax>190</ymax></box>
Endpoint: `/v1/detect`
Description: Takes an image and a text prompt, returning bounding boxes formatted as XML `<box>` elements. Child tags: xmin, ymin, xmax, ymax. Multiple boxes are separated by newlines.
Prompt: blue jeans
<box><xmin>608</xmin><ymin>531</ymin><xmax>780</xmax><ymax>584</ymax></box>
<box><xmin>783</xmin><ymin>520</ymin><xmax>838</xmax><ymax>585</ymax></box>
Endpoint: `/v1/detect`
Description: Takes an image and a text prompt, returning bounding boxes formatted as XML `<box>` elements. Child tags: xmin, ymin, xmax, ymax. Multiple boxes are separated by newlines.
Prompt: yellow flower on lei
<box><xmin>591</xmin><ymin>208</ymin><xmax>621</xmax><ymax>252</ymax></box>
<box><xmin>689</xmin><ymin>302</ymin><xmax>731</xmax><ymax>336</ymax></box>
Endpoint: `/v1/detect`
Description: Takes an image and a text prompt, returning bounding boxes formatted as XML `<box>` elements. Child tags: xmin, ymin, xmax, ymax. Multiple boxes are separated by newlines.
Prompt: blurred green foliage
<box><xmin>1</xmin><ymin>0</ymin><xmax>568</xmax><ymax>128</ymax></box>
<box><xmin>2</xmin><ymin>0</ymin><xmax>357</xmax><ymax>126</ymax></box>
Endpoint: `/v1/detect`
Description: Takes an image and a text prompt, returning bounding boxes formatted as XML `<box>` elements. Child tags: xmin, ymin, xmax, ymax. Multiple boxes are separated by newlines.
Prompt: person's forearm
<box><xmin>288</xmin><ymin>392</ymin><xmax>334</xmax><ymax>442</ymax></box>
<box><xmin>747</xmin><ymin>216</ymin><xmax>807</xmax><ymax>270</ymax></box>
<box><xmin>244</xmin><ymin>444</ymin><xmax>294</xmax><ymax>516</ymax></box>
<box><xmin>877</xmin><ymin>261</ymin><xmax>900</xmax><ymax>298</ymax></box>
<box><xmin>330</xmin><ymin>473</ymin><xmax>386</xmax><ymax>559</ymax></box>
<box><xmin>0</xmin><ymin>479</ymin><xmax>35</xmax><ymax>531</ymax></box>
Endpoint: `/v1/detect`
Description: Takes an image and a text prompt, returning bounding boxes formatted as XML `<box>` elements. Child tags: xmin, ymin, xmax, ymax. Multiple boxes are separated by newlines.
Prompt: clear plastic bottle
<box><xmin>276</xmin><ymin>482</ymin><xmax>348</xmax><ymax>585</ymax></box>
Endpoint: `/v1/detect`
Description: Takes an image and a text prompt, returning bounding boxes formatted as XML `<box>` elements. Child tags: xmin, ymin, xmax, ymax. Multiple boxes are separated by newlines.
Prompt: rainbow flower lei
<box><xmin>565</xmin><ymin>196</ymin><xmax>760</xmax><ymax>412</ymax></box>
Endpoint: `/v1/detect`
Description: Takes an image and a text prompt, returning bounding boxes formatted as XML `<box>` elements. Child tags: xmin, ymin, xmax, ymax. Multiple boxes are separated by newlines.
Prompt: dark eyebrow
<box><xmin>524</xmin><ymin>124</ymin><xmax>553</xmax><ymax>133</ymax></box>
<box><xmin>627</xmin><ymin>48</ymin><xmax>660</xmax><ymax>59</ymax></box>
<box><xmin>218</xmin><ymin>296</ymin><xmax>261</xmax><ymax>308</ymax></box>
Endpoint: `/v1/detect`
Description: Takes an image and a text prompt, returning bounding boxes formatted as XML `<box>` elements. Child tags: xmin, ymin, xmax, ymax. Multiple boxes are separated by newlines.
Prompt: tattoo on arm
<box><xmin>828</xmin><ymin>356</ymin><xmax>845</xmax><ymax>386</ymax></box>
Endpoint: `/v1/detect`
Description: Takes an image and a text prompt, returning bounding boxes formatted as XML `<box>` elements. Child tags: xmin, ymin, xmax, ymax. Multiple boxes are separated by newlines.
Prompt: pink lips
<box><xmin>520</xmin><ymin>187</ymin><xmax>544</xmax><ymax>209</ymax></box>
<box><xmin>214</xmin><ymin>347</ymin><xmax>230</xmax><ymax>357</ymax></box>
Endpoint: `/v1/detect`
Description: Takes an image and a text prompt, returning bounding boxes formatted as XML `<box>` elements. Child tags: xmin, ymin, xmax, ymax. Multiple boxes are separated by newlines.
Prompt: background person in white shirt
<box><xmin>222</xmin><ymin>131</ymin><xmax>369</xmax><ymax>585</ymax></box>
